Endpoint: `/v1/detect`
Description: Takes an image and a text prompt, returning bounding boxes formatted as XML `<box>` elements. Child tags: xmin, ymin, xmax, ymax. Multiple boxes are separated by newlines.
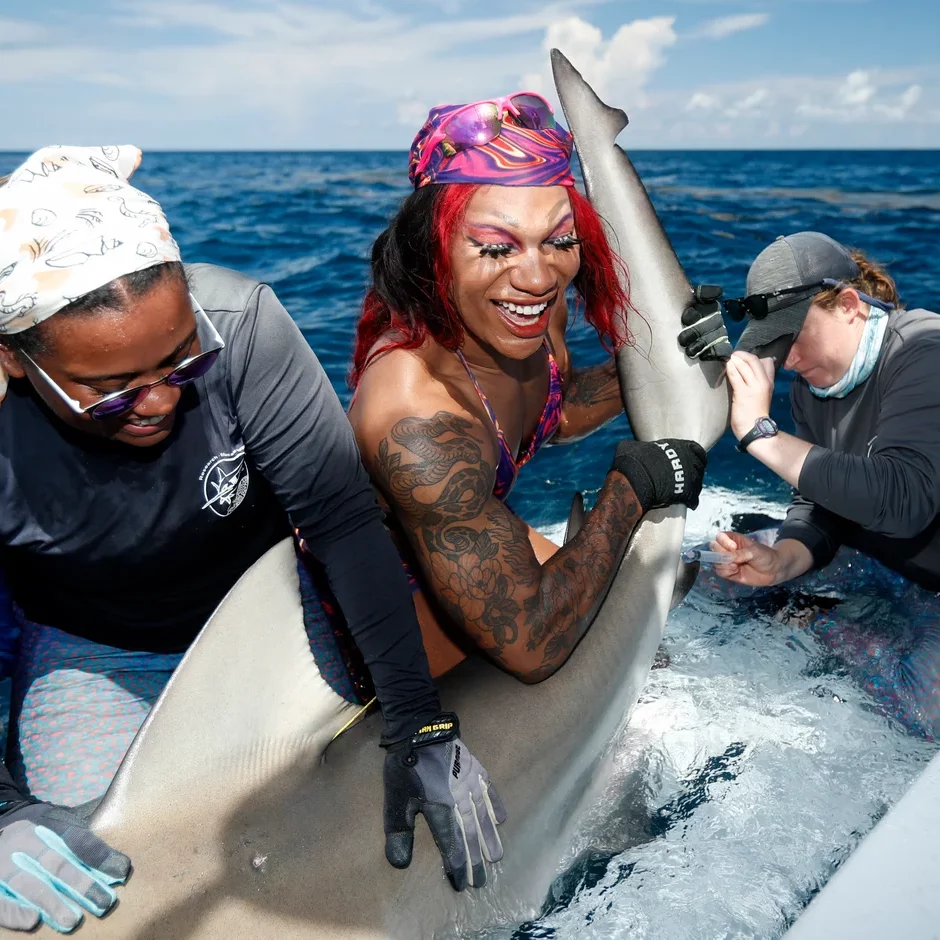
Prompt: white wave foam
<box><xmin>684</xmin><ymin>484</ymin><xmax>787</xmax><ymax>545</ymax></box>
<box><xmin>537</xmin><ymin>485</ymin><xmax>788</xmax><ymax>548</ymax></box>
<box><xmin>531</xmin><ymin>594</ymin><xmax>935</xmax><ymax>940</ymax></box>
<box><xmin>519</xmin><ymin>484</ymin><xmax>935</xmax><ymax>940</ymax></box>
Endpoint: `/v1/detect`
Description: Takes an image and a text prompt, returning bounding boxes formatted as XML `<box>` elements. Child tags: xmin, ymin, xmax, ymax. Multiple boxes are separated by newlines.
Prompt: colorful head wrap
<box><xmin>408</xmin><ymin>103</ymin><xmax>575</xmax><ymax>190</ymax></box>
<box><xmin>0</xmin><ymin>145</ymin><xmax>180</xmax><ymax>401</ymax></box>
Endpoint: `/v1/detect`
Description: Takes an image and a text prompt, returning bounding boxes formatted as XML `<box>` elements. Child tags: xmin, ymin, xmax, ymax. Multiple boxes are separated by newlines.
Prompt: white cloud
<box><xmin>113</xmin><ymin>1</ymin><xmax>328</xmax><ymax>39</ymax></box>
<box><xmin>0</xmin><ymin>16</ymin><xmax>49</xmax><ymax>45</ymax></box>
<box><xmin>875</xmin><ymin>84</ymin><xmax>922</xmax><ymax>120</ymax></box>
<box><xmin>794</xmin><ymin>69</ymin><xmax>925</xmax><ymax>123</ymax></box>
<box><xmin>900</xmin><ymin>84</ymin><xmax>922</xmax><ymax>109</ymax></box>
<box><xmin>0</xmin><ymin>3</ymin><xmax>568</xmax><ymax>132</ymax></box>
<box><xmin>725</xmin><ymin>87</ymin><xmax>769</xmax><ymax>117</ymax></box>
<box><xmin>1</xmin><ymin>3</ymin><xmax>937</xmax><ymax>150</ymax></box>
<box><xmin>115</xmin><ymin>0</ymin><xmax>570</xmax><ymax>49</ymax></box>
<box><xmin>837</xmin><ymin>70</ymin><xmax>876</xmax><ymax>107</ymax></box>
<box><xmin>686</xmin><ymin>92</ymin><xmax>721</xmax><ymax>112</ymax></box>
<box><xmin>739</xmin><ymin>89</ymin><xmax>769</xmax><ymax>109</ymax></box>
<box><xmin>533</xmin><ymin>15</ymin><xmax>678</xmax><ymax>111</ymax></box>
<box><xmin>632</xmin><ymin>61</ymin><xmax>939</xmax><ymax>149</ymax></box>
<box><xmin>685</xmin><ymin>85</ymin><xmax>769</xmax><ymax>120</ymax></box>
<box><xmin>694</xmin><ymin>13</ymin><xmax>770</xmax><ymax>39</ymax></box>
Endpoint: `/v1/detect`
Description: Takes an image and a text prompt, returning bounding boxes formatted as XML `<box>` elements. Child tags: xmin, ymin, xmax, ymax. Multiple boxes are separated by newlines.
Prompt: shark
<box><xmin>59</xmin><ymin>50</ymin><xmax>729</xmax><ymax>940</ymax></box>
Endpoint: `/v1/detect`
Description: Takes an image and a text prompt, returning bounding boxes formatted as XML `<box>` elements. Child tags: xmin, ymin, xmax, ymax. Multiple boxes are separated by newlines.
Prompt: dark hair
<box><xmin>352</xmin><ymin>184</ymin><xmax>459</xmax><ymax>385</ymax></box>
<box><xmin>2</xmin><ymin>261</ymin><xmax>187</xmax><ymax>358</ymax></box>
<box><xmin>813</xmin><ymin>250</ymin><xmax>903</xmax><ymax>312</ymax></box>
<box><xmin>349</xmin><ymin>183</ymin><xmax>633</xmax><ymax>385</ymax></box>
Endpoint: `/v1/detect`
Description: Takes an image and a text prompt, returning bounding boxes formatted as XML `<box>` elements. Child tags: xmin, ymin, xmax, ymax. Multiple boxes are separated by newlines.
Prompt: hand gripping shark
<box><xmin>58</xmin><ymin>51</ymin><xmax>729</xmax><ymax>940</ymax></box>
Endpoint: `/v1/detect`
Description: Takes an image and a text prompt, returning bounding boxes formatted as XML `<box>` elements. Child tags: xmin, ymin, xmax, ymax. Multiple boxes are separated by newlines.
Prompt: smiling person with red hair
<box><xmin>349</xmin><ymin>93</ymin><xmax>708</xmax><ymax>682</ymax></box>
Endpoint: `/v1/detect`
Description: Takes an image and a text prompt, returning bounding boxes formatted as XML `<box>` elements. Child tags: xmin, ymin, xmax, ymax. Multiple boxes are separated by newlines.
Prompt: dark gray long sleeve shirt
<box><xmin>0</xmin><ymin>263</ymin><xmax>439</xmax><ymax>741</ymax></box>
<box><xmin>778</xmin><ymin>307</ymin><xmax>940</xmax><ymax>590</ymax></box>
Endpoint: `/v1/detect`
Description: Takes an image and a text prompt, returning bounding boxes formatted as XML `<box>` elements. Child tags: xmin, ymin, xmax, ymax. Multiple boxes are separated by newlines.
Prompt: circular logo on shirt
<box><xmin>200</xmin><ymin>449</ymin><xmax>250</xmax><ymax>517</ymax></box>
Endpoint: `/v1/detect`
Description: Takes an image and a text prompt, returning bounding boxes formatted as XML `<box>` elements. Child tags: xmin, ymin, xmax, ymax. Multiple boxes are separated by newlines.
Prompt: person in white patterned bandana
<box><xmin>0</xmin><ymin>146</ymin><xmax>180</xmax><ymax>403</ymax></box>
<box><xmin>0</xmin><ymin>147</ymin><xmax>504</xmax><ymax>933</ymax></box>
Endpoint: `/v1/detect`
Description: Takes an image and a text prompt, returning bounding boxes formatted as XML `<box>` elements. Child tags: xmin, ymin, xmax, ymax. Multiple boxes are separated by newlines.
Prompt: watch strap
<box><xmin>736</xmin><ymin>418</ymin><xmax>777</xmax><ymax>453</ymax></box>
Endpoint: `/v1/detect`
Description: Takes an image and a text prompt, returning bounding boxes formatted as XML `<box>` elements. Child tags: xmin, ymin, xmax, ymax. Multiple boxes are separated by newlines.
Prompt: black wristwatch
<box><xmin>736</xmin><ymin>416</ymin><xmax>778</xmax><ymax>453</ymax></box>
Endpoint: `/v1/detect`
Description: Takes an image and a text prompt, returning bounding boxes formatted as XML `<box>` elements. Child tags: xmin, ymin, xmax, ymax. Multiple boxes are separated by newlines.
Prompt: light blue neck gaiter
<box><xmin>809</xmin><ymin>305</ymin><xmax>890</xmax><ymax>400</ymax></box>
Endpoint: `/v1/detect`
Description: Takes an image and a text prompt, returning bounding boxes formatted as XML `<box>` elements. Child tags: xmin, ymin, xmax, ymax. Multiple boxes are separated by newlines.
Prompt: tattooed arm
<box><xmin>361</xmin><ymin>407</ymin><xmax>644</xmax><ymax>682</ymax></box>
<box><xmin>547</xmin><ymin>304</ymin><xmax>623</xmax><ymax>444</ymax></box>
<box><xmin>554</xmin><ymin>359</ymin><xmax>623</xmax><ymax>443</ymax></box>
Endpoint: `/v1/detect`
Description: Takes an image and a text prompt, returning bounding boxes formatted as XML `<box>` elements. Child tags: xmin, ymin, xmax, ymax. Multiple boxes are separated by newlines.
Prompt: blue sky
<box><xmin>1</xmin><ymin>0</ymin><xmax>937</xmax><ymax>150</ymax></box>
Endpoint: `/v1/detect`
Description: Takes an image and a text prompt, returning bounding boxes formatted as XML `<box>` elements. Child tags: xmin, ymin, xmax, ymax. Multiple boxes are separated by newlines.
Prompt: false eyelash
<box><xmin>479</xmin><ymin>243</ymin><xmax>514</xmax><ymax>259</ymax></box>
<box><xmin>548</xmin><ymin>233</ymin><xmax>583</xmax><ymax>251</ymax></box>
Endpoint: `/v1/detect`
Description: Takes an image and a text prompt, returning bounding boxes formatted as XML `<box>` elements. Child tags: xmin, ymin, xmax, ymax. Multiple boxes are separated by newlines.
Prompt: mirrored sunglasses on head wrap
<box><xmin>413</xmin><ymin>92</ymin><xmax>557</xmax><ymax>178</ymax></box>
<box><xmin>20</xmin><ymin>294</ymin><xmax>225</xmax><ymax>420</ymax></box>
<box><xmin>724</xmin><ymin>278</ymin><xmax>895</xmax><ymax>322</ymax></box>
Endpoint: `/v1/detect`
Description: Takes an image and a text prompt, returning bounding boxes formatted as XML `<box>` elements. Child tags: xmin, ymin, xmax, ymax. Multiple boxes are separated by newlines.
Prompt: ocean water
<box><xmin>124</xmin><ymin>149</ymin><xmax>940</xmax><ymax>530</ymax></box>
<box><xmin>3</xmin><ymin>149</ymin><xmax>940</xmax><ymax>937</ymax></box>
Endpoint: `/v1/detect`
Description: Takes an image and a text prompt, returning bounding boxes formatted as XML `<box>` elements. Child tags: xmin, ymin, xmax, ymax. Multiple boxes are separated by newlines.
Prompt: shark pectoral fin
<box><xmin>564</xmin><ymin>491</ymin><xmax>585</xmax><ymax>545</ymax></box>
<box><xmin>550</xmin><ymin>48</ymin><xmax>629</xmax><ymax>138</ymax></box>
<box><xmin>670</xmin><ymin>558</ymin><xmax>700</xmax><ymax>609</ymax></box>
<box><xmin>91</xmin><ymin>537</ymin><xmax>357</xmax><ymax>833</ymax></box>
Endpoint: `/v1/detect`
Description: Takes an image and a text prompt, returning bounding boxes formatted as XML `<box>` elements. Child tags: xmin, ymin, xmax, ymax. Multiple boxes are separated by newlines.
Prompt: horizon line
<box><xmin>2</xmin><ymin>147</ymin><xmax>940</xmax><ymax>155</ymax></box>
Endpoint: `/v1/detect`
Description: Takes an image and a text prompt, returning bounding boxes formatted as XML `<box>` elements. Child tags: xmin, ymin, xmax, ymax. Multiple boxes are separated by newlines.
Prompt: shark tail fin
<box><xmin>550</xmin><ymin>48</ymin><xmax>628</xmax><ymax>140</ymax></box>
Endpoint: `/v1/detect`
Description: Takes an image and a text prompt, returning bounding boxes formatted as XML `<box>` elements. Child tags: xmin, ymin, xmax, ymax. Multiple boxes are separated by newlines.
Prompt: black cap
<box><xmin>737</xmin><ymin>232</ymin><xmax>860</xmax><ymax>355</ymax></box>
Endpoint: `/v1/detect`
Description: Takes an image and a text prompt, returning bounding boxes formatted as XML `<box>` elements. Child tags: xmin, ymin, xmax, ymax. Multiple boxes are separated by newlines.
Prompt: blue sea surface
<box><xmin>125</xmin><ymin>149</ymin><xmax>940</xmax><ymax>529</ymax></box>
<box><xmin>3</xmin><ymin>149</ymin><xmax>940</xmax><ymax>938</ymax></box>
<box><xmin>7</xmin><ymin>149</ymin><xmax>937</xmax><ymax>520</ymax></box>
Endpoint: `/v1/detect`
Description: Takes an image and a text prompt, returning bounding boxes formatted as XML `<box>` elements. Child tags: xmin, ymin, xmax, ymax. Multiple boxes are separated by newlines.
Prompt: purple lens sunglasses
<box><xmin>20</xmin><ymin>294</ymin><xmax>225</xmax><ymax>420</ymax></box>
<box><xmin>413</xmin><ymin>92</ymin><xmax>557</xmax><ymax>178</ymax></box>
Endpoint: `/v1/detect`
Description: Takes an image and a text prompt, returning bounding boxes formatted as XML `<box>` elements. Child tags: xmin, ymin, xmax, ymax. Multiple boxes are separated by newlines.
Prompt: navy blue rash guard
<box><xmin>0</xmin><ymin>263</ymin><xmax>439</xmax><ymax>742</ymax></box>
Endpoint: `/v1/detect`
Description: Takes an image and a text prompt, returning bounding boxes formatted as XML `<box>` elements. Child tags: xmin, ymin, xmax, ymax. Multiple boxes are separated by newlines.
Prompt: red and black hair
<box><xmin>350</xmin><ymin>182</ymin><xmax>631</xmax><ymax>385</ymax></box>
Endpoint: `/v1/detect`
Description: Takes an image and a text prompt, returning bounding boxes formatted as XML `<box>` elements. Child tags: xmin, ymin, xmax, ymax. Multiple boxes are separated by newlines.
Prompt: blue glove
<box><xmin>0</xmin><ymin>800</ymin><xmax>130</xmax><ymax>933</ymax></box>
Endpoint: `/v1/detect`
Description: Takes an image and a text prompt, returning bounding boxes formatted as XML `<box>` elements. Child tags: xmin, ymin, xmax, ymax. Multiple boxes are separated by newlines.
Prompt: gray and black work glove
<box><xmin>611</xmin><ymin>438</ymin><xmax>707</xmax><ymax>512</ymax></box>
<box><xmin>0</xmin><ymin>800</ymin><xmax>131</xmax><ymax>933</ymax></box>
<box><xmin>383</xmin><ymin>712</ymin><xmax>506</xmax><ymax>891</ymax></box>
<box><xmin>678</xmin><ymin>285</ymin><xmax>732</xmax><ymax>361</ymax></box>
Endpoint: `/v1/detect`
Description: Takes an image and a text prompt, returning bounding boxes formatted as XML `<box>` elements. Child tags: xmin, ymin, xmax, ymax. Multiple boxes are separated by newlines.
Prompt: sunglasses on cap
<box><xmin>21</xmin><ymin>295</ymin><xmax>225</xmax><ymax>421</ymax></box>
<box><xmin>413</xmin><ymin>92</ymin><xmax>557</xmax><ymax>179</ymax></box>
<box><xmin>724</xmin><ymin>278</ymin><xmax>896</xmax><ymax>322</ymax></box>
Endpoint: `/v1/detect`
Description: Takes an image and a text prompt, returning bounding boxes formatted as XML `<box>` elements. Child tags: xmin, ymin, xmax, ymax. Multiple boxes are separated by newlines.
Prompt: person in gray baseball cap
<box><xmin>732</xmin><ymin>231</ymin><xmax>889</xmax><ymax>359</ymax></box>
<box><xmin>681</xmin><ymin>230</ymin><xmax>940</xmax><ymax>739</ymax></box>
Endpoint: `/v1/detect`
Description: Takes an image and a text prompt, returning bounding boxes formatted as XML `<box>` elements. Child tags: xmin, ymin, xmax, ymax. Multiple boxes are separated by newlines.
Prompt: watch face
<box><xmin>756</xmin><ymin>416</ymin><xmax>778</xmax><ymax>436</ymax></box>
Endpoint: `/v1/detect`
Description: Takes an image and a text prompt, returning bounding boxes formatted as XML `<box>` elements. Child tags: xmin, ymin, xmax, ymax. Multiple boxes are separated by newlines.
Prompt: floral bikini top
<box><xmin>455</xmin><ymin>340</ymin><xmax>564</xmax><ymax>501</ymax></box>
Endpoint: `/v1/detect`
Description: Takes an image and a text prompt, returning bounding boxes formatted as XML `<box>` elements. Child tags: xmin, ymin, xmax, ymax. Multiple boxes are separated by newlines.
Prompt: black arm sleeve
<box><xmin>778</xmin><ymin>494</ymin><xmax>843</xmax><ymax>570</ymax></box>
<box><xmin>227</xmin><ymin>285</ymin><xmax>439</xmax><ymax>743</ymax></box>
<box><xmin>797</xmin><ymin>331</ymin><xmax>940</xmax><ymax>540</ymax></box>
<box><xmin>777</xmin><ymin>388</ymin><xmax>842</xmax><ymax>570</ymax></box>
<box><xmin>0</xmin><ymin>761</ymin><xmax>30</xmax><ymax>809</ymax></box>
